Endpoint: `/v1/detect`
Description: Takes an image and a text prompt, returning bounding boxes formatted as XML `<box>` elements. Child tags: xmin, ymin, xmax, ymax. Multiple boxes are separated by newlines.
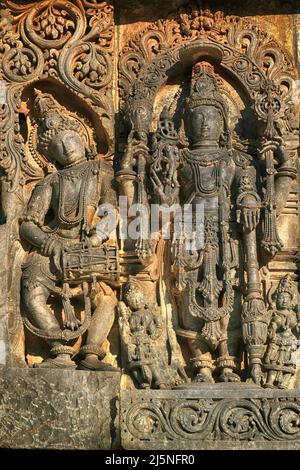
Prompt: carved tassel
<box><xmin>61</xmin><ymin>283</ymin><xmax>80</xmax><ymax>331</ymax></box>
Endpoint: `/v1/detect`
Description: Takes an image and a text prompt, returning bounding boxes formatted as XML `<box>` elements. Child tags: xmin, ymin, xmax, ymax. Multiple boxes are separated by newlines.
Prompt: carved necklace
<box><xmin>191</xmin><ymin>162</ymin><xmax>220</xmax><ymax>195</ymax></box>
<box><xmin>58</xmin><ymin>161</ymin><xmax>90</xmax><ymax>227</ymax></box>
<box><xmin>182</xmin><ymin>148</ymin><xmax>228</xmax><ymax>166</ymax></box>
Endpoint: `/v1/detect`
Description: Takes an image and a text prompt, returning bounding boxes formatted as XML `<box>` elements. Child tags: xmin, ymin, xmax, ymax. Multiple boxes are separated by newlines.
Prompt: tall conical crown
<box><xmin>33</xmin><ymin>90</ymin><xmax>92</xmax><ymax>159</ymax></box>
<box><xmin>186</xmin><ymin>61</ymin><xmax>228</xmax><ymax>120</ymax></box>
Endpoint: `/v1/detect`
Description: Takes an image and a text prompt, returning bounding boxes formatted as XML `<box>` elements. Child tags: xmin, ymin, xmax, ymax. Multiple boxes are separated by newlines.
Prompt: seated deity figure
<box><xmin>264</xmin><ymin>275</ymin><xmax>300</xmax><ymax>389</ymax></box>
<box><xmin>20</xmin><ymin>90</ymin><xmax>118</xmax><ymax>371</ymax></box>
<box><xmin>150</xmin><ymin>62</ymin><xmax>293</xmax><ymax>385</ymax></box>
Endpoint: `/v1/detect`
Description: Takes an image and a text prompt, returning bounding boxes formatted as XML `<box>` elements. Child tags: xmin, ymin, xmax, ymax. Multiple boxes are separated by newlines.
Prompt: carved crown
<box><xmin>29</xmin><ymin>90</ymin><xmax>97</xmax><ymax>168</ymax></box>
<box><xmin>185</xmin><ymin>61</ymin><xmax>228</xmax><ymax>120</ymax></box>
<box><xmin>277</xmin><ymin>275</ymin><xmax>295</xmax><ymax>297</ymax></box>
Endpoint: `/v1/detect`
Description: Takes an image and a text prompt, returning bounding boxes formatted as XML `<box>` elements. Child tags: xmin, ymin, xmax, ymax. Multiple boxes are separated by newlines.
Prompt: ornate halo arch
<box><xmin>119</xmin><ymin>9</ymin><xmax>297</xmax><ymax>140</ymax></box>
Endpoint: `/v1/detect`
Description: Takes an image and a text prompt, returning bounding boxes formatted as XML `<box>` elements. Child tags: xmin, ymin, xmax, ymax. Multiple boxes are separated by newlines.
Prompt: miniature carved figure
<box><xmin>119</xmin><ymin>278</ymin><xmax>186</xmax><ymax>388</ymax></box>
<box><xmin>264</xmin><ymin>275</ymin><xmax>300</xmax><ymax>389</ymax></box>
<box><xmin>20</xmin><ymin>90</ymin><xmax>118</xmax><ymax>370</ymax></box>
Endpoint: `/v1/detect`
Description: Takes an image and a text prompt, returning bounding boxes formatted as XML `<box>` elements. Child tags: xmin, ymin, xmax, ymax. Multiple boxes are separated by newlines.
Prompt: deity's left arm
<box><xmin>236</xmin><ymin>165</ymin><xmax>264</xmax><ymax>303</ymax></box>
<box><xmin>260</xmin><ymin>137</ymin><xmax>297</xmax><ymax>216</ymax></box>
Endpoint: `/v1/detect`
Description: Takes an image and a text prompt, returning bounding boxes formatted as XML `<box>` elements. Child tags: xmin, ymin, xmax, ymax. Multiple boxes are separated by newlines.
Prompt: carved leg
<box><xmin>278</xmin><ymin>373</ymin><xmax>293</xmax><ymax>389</ymax></box>
<box><xmin>23</xmin><ymin>284</ymin><xmax>76</xmax><ymax>369</ymax></box>
<box><xmin>217</xmin><ymin>337</ymin><xmax>240</xmax><ymax>383</ymax></box>
<box><xmin>150</xmin><ymin>365</ymin><xmax>168</xmax><ymax>389</ymax></box>
<box><xmin>188</xmin><ymin>339</ymin><xmax>214</xmax><ymax>383</ymax></box>
<box><xmin>79</xmin><ymin>291</ymin><xmax>119</xmax><ymax>371</ymax></box>
<box><xmin>264</xmin><ymin>369</ymin><xmax>277</xmax><ymax>388</ymax></box>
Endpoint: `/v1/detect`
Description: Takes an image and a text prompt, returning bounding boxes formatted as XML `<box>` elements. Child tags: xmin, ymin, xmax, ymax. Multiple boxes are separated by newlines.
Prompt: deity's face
<box><xmin>125</xmin><ymin>287</ymin><xmax>145</xmax><ymax>311</ymax></box>
<box><xmin>277</xmin><ymin>292</ymin><xmax>292</xmax><ymax>310</ymax></box>
<box><xmin>188</xmin><ymin>105</ymin><xmax>223</xmax><ymax>146</ymax></box>
<box><xmin>48</xmin><ymin>130</ymin><xmax>86</xmax><ymax>167</ymax></box>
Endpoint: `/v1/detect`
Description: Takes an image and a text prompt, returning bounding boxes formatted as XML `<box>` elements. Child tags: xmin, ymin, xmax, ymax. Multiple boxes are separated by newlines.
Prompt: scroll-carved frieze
<box><xmin>121</xmin><ymin>390</ymin><xmax>300</xmax><ymax>448</ymax></box>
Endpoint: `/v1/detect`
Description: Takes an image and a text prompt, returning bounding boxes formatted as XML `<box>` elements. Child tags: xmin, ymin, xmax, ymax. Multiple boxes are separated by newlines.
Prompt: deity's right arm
<box><xmin>20</xmin><ymin>177</ymin><xmax>53</xmax><ymax>249</ymax></box>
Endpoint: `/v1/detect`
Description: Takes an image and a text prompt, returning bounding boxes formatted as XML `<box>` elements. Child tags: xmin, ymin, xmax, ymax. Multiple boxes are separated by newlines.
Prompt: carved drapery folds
<box><xmin>0</xmin><ymin>0</ymin><xmax>299</xmax><ymax>395</ymax></box>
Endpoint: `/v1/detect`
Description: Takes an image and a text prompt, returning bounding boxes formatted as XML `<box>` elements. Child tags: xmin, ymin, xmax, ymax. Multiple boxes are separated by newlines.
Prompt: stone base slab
<box><xmin>121</xmin><ymin>384</ymin><xmax>300</xmax><ymax>450</ymax></box>
<box><xmin>0</xmin><ymin>367</ymin><xmax>120</xmax><ymax>449</ymax></box>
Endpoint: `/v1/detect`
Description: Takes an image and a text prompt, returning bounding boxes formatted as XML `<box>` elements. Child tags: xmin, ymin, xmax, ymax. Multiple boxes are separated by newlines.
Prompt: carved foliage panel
<box><xmin>121</xmin><ymin>391</ymin><xmax>300</xmax><ymax>449</ymax></box>
<box><xmin>0</xmin><ymin>0</ymin><xmax>115</xmax><ymax>191</ymax></box>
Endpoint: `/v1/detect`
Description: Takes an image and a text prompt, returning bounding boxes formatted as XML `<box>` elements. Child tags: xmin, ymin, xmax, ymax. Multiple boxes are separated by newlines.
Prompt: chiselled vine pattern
<box><xmin>122</xmin><ymin>395</ymin><xmax>300</xmax><ymax>444</ymax></box>
<box><xmin>0</xmin><ymin>0</ymin><xmax>114</xmax><ymax>190</ymax></box>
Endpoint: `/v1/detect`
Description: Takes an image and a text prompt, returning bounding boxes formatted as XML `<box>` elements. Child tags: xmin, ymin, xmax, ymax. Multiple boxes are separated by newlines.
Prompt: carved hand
<box><xmin>41</xmin><ymin>238</ymin><xmax>63</xmax><ymax>275</ymax></box>
<box><xmin>294</xmin><ymin>322</ymin><xmax>300</xmax><ymax>336</ymax></box>
<box><xmin>268</xmin><ymin>323</ymin><xmax>277</xmax><ymax>340</ymax></box>
<box><xmin>122</xmin><ymin>139</ymin><xmax>149</xmax><ymax>170</ymax></box>
<box><xmin>150</xmin><ymin>167</ymin><xmax>179</xmax><ymax>205</ymax></box>
<box><xmin>241</xmin><ymin>206</ymin><xmax>260</xmax><ymax>232</ymax></box>
<box><xmin>238</xmin><ymin>193</ymin><xmax>260</xmax><ymax>232</ymax></box>
<box><xmin>135</xmin><ymin>237</ymin><xmax>154</xmax><ymax>266</ymax></box>
<box><xmin>88</xmin><ymin>234</ymin><xmax>103</xmax><ymax>247</ymax></box>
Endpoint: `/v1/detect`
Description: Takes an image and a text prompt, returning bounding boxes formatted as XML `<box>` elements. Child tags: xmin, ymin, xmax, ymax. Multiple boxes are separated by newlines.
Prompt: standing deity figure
<box><xmin>264</xmin><ymin>275</ymin><xmax>300</xmax><ymax>389</ymax></box>
<box><xmin>20</xmin><ymin>90</ymin><xmax>118</xmax><ymax>371</ymax></box>
<box><xmin>149</xmin><ymin>62</ymin><xmax>295</xmax><ymax>385</ymax></box>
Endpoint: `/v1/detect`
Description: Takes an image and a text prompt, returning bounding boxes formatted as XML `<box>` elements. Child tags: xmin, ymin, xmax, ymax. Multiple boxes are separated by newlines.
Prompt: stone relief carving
<box><xmin>264</xmin><ymin>275</ymin><xmax>300</xmax><ymax>389</ymax></box>
<box><xmin>118</xmin><ymin>2</ymin><xmax>299</xmax><ymax>389</ymax></box>
<box><xmin>0</xmin><ymin>0</ymin><xmax>299</xmax><ymax>449</ymax></box>
<box><xmin>20</xmin><ymin>90</ymin><xmax>119</xmax><ymax>370</ymax></box>
<box><xmin>0</xmin><ymin>0</ymin><xmax>117</xmax><ymax>368</ymax></box>
<box><xmin>118</xmin><ymin>277</ymin><xmax>187</xmax><ymax>389</ymax></box>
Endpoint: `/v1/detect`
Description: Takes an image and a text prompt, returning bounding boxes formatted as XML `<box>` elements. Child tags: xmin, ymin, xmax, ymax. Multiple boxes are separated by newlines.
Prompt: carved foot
<box><xmin>78</xmin><ymin>355</ymin><xmax>120</xmax><ymax>372</ymax></box>
<box><xmin>139</xmin><ymin>383</ymin><xmax>151</xmax><ymax>389</ymax></box>
<box><xmin>218</xmin><ymin>368</ymin><xmax>241</xmax><ymax>383</ymax></box>
<box><xmin>193</xmin><ymin>368</ymin><xmax>214</xmax><ymax>384</ymax></box>
<box><xmin>249</xmin><ymin>364</ymin><xmax>262</xmax><ymax>385</ymax></box>
<box><xmin>263</xmin><ymin>382</ymin><xmax>276</xmax><ymax>389</ymax></box>
<box><xmin>277</xmin><ymin>382</ymin><xmax>289</xmax><ymax>390</ymax></box>
<box><xmin>33</xmin><ymin>355</ymin><xmax>76</xmax><ymax>370</ymax></box>
<box><xmin>155</xmin><ymin>382</ymin><xmax>168</xmax><ymax>390</ymax></box>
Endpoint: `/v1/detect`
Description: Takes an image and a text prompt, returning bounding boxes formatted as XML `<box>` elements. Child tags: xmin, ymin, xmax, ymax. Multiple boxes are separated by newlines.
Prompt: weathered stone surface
<box><xmin>121</xmin><ymin>385</ymin><xmax>300</xmax><ymax>450</ymax></box>
<box><xmin>0</xmin><ymin>368</ymin><xmax>120</xmax><ymax>449</ymax></box>
<box><xmin>0</xmin><ymin>0</ymin><xmax>299</xmax><ymax>451</ymax></box>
